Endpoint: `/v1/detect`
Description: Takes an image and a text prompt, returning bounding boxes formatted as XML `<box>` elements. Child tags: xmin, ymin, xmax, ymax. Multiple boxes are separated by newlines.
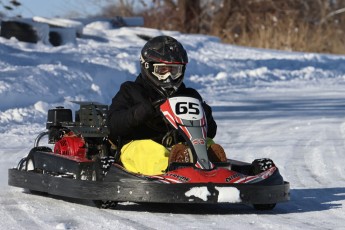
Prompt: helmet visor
<box><xmin>152</xmin><ymin>63</ymin><xmax>184</xmax><ymax>81</ymax></box>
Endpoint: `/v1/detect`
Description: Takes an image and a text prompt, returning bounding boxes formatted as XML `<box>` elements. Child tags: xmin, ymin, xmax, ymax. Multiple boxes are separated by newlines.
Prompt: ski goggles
<box><xmin>152</xmin><ymin>63</ymin><xmax>184</xmax><ymax>81</ymax></box>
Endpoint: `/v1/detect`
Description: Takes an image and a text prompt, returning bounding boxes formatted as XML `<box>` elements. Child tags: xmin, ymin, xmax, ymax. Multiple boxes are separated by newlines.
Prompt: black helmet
<box><xmin>140</xmin><ymin>35</ymin><xmax>188</xmax><ymax>96</ymax></box>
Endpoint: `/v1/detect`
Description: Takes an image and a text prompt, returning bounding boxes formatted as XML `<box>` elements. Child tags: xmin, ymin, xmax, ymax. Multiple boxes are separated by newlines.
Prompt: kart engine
<box><xmin>53</xmin><ymin>131</ymin><xmax>86</xmax><ymax>157</ymax></box>
<box><xmin>45</xmin><ymin>102</ymin><xmax>110</xmax><ymax>159</ymax></box>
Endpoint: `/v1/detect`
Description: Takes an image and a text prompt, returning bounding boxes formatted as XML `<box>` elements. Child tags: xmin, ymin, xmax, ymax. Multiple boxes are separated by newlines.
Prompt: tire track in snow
<box><xmin>99</xmin><ymin>208</ymin><xmax>157</xmax><ymax>230</ymax></box>
<box><xmin>2</xmin><ymin>189</ymin><xmax>157</xmax><ymax>230</ymax></box>
<box><xmin>298</xmin><ymin>119</ymin><xmax>345</xmax><ymax>187</ymax></box>
<box><xmin>288</xmin><ymin>137</ymin><xmax>311</xmax><ymax>188</ymax></box>
<box><xmin>0</xmin><ymin>189</ymin><xmax>43</xmax><ymax>230</ymax></box>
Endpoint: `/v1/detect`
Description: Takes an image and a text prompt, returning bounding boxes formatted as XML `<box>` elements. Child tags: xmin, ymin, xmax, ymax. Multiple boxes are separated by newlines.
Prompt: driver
<box><xmin>107</xmin><ymin>35</ymin><xmax>226</xmax><ymax>175</ymax></box>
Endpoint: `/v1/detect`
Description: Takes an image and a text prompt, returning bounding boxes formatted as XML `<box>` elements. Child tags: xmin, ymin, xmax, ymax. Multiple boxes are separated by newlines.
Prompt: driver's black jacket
<box><xmin>107</xmin><ymin>74</ymin><xmax>217</xmax><ymax>146</ymax></box>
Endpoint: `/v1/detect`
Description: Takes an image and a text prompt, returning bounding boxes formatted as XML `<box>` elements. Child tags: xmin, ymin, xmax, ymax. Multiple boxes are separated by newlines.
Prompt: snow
<box><xmin>1</xmin><ymin>19</ymin><xmax>345</xmax><ymax>229</ymax></box>
<box><xmin>33</xmin><ymin>16</ymin><xmax>84</xmax><ymax>32</ymax></box>
<box><xmin>215</xmin><ymin>187</ymin><xmax>241</xmax><ymax>203</ymax></box>
<box><xmin>185</xmin><ymin>187</ymin><xmax>211</xmax><ymax>201</ymax></box>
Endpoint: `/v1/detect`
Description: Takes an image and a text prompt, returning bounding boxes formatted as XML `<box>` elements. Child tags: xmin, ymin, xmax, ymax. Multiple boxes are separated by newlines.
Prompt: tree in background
<box><xmin>98</xmin><ymin>0</ymin><xmax>345</xmax><ymax>54</ymax></box>
<box><xmin>207</xmin><ymin>0</ymin><xmax>345</xmax><ymax>54</ymax></box>
<box><xmin>1</xmin><ymin>0</ymin><xmax>344</xmax><ymax>54</ymax></box>
<box><xmin>98</xmin><ymin>0</ymin><xmax>137</xmax><ymax>17</ymax></box>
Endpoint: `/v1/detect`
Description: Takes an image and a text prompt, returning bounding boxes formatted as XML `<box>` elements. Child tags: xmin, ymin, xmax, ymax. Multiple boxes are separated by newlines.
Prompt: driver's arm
<box><xmin>107</xmin><ymin>82</ymin><xmax>155</xmax><ymax>141</ymax></box>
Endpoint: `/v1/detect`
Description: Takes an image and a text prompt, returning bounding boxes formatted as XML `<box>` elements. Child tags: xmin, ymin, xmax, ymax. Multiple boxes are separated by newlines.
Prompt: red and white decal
<box><xmin>144</xmin><ymin>166</ymin><xmax>277</xmax><ymax>185</ymax></box>
<box><xmin>192</xmin><ymin>138</ymin><xmax>206</xmax><ymax>145</ymax></box>
<box><xmin>161</xmin><ymin>100</ymin><xmax>178</xmax><ymax>129</ymax></box>
<box><xmin>160</xmin><ymin>97</ymin><xmax>204</xmax><ymax>140</ymax></box>
<box><xmin>200</xmin><ymin>115</ymin><xmax>207</xmax><ymax>138</ymax></box>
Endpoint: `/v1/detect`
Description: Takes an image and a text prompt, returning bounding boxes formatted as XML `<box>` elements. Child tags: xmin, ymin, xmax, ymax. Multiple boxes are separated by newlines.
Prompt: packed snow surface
<box><xmin>1</xmin><ymin>21</ymin><xmax>345</xmax><ymax>229</ymax></box>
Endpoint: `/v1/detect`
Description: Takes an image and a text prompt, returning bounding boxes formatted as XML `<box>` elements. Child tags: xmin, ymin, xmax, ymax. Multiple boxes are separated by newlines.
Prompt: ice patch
<box><xmin>215</xmin><ymin>187</ymin><xmax>241</xmax><ymax>203</ymax></box>
<box><xmin>185</xmin><ymin>187</ymin><xmax>211</xmax><ymax>201</ymax></box>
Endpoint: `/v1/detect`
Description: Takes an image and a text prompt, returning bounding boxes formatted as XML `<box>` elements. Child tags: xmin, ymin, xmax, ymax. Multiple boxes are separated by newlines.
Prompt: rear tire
<box><xmin>23</xmin><ymin>153</ymin><xmax>47</xmax><ymax>195</ymax></box>
<box><xmin>89</xmin><ymin>165</ymin><xmax>118</xmax><ymax>209</ymax></box>
<box><xmin>253</xmin><ymin>203</ymin><xmax>276</xmax><ymax>210</ymax></box>
<box><xmin>93</xmin><ymin>200</ymin><xmax>118</xmax><ymax>209</ymax></box>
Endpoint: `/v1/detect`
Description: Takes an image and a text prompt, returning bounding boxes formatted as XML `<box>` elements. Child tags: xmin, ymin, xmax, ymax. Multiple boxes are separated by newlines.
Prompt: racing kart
<box><xmin>8</xmin><ymin>97</ymin><xmax>290</xmax><ymax>210</ymax></box>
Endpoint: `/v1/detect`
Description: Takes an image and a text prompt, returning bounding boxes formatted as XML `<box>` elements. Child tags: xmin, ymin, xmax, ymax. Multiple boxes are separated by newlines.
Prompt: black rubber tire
<box><xmin>251</xmin><ymin>158</ymin><xmax>275</xmax><ymax>175</ymax></box>
<box><xmin>93</xmin><ymin>200</ymin><xmax>118</xmax><ymax>209</ymax></box>
<box><xmin>24</xmin><ymin>153</ymin><xmax>48</xmax><ymax>195</ymax></box>
<box><xmin>253</xmin><ymin>203</ymin><xmax>276</xmax><ymax>210</ymax></box>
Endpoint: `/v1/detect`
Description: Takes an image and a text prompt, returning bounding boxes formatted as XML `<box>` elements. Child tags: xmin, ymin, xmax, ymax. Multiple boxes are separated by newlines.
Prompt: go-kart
<box><xmin>8</xmin><ymin>97</ymin><xmax>290</xmax><ymax>210</ymax></box>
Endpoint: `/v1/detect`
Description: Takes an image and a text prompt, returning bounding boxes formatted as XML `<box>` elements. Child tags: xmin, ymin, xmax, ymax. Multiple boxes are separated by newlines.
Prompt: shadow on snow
<box><xmin>105</xmin><ymin>187</ymin><xmax>345</xmax><ymax>215</ymax></box>
<box><xmin>21</xmin><ymin>186</ymin><xmax>345</xmax><ymax>215</ymax></box>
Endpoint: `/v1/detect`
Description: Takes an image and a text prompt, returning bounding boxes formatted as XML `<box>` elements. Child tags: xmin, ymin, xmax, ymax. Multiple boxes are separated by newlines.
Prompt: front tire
<box><xmin>93</xmin><ymin>200</ymin><xmax>118</xmax><ymax>209</ymax></box>
<box><xmin>251</xmin><ymin>158</ymin><xmax>275</xmax><ymax>175</ymax></box>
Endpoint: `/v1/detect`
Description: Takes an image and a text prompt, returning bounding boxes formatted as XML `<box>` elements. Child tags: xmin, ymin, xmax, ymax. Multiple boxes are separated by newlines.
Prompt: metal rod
<box><xmin>34</xmin><ymin>131</ymin><xmax>49</xmax><ymax>147</ymax></box>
